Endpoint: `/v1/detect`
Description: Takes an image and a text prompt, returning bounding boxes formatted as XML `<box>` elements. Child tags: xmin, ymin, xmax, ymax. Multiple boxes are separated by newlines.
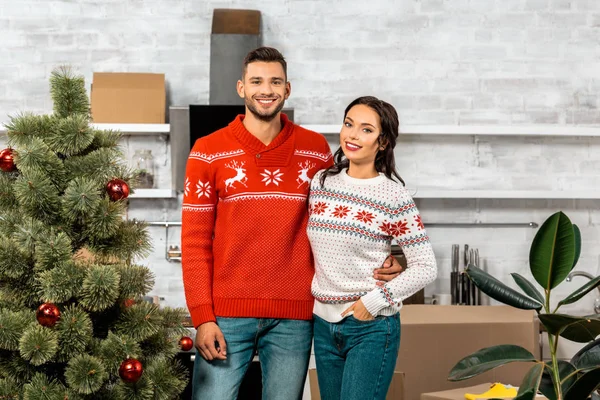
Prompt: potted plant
<box><xmin>448</xmin><ymin>211</ymin><xmax>600</xmax><ymax>400</ymax></box>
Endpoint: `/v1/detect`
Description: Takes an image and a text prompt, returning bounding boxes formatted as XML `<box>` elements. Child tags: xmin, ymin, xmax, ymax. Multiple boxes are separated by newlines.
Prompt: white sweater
<box><xmin>307</xmin><ymin>169</ymin><xmax>437</xmax><ymax>323</ymax></box>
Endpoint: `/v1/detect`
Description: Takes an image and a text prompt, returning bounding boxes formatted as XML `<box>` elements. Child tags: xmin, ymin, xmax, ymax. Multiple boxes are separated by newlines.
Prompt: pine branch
<box><xmin>50</xmin><ymin>66</ymin><xmax>90</xmax><ymax>119</ymax></box>
<box><xmin>79</xmin><ymin>264</ymin><xmax>121</xmax><ymax>312</ymax></box>
<box><xmin>13</xmin><ymin>169</ymin><xmax>62</xmax><ymax>225</ymax></box>
<box><xmin>157</xmin><ymin>307</ymin><xmax>189</xmax><ymax>338</ymax></box>
<box><xmin>98</xmin><ymin>332</ymin><xmax>142</xmax><ymax>376</ymax></box>
<box><xmin>64</xmin><ymin>354</ymin><xmax>107</xmax><ymax>395</ymax></box>
<box><xmin>140</xmin><ymin>330</ymin><xmax>179</xmax><ymax>362</ymax></box>
<box><xmin>0</xmin><ymin>349</ymin><xmax>38</xmax><ymax>382</ymax></box>
<box><xmin>12</xmin><ymin>136</ymin><xmax>67</xmax><ymax>190</ymax></box>
<box><xmin>117</xmin><ymin>264</ymin><xmax>154</xmax><ymax>300</ymax></box>
<box><xmin>113</xmin><ymin>374</ymin><xmax>154</xmax><ymax>400</ymax></box>
<box><xmin>0</xmin><ymin>376</ymin><xmax>21</xmax><ymax>399</ymax></box>
<box><xmin>5</xmin><ymin>113</ymin><xmax>55</xmax><ymax>150</ymax></box>
<box><xmin>23</xmin><ymin>373</ymin><xmax>66</xmax><ymax>399</ymax></box>
<box><xmin>37</xmin><ymin>261</ymin><xmax>87</xmax><ymax>304</ymax></box>
<box><xmin>89</xmin><ymin>220</ymin><xmax>152</xmax><ymax>263</ymax></box>
<box><xmin>63</xmin><ymin>147</ymin><xmax>126</xmax><ymax>184</ymax></box>
<box><xmin>0</xmin><ymin>309</ymin><xmax>33</xmax><ymax>351</ymax></box>
<box><xmin>5</xmin><ymin>273</ymin><xmax>40</xmax><ymax>308</ymax></box>
<box><xmin>144</xmin><ymin>358</ymin><xmax>188</xmax><ymax>400</ymax></box>
<box><xmin>0</xmin><ymin>236</ymin><xmax>33</xmax><ymax>279</ymax></box>
<box><xmin>33</xmin><ymin>229</ymin><xmax>72</xmax><ymax>272</ymax></box>
<box><xmin>85</xmin><ymin>197</ymin><xmax>125</xmax><ymax>241</ymax></box>
<box><xmin>19</xmin><ymin>324</ymin><xmax>58</xmax><ymax>366</ymax></box>
<box><xmin>61</xmin><ymin>177</ymin><xmax>102</xmax><ymax>224</ymax></box>
<box><xmin>115</xmin><ymin>302</ymin><xmax>161</xmax><ymax>342</ymax></box>
<box><xmin>87</xmin><ymin>129</ymin><xmax>122</xmax><ymax>153</ymax></box>
<box><xmin>45</xmin><ymin>114</ymin><xmax>95</xmax><ymax>156</ymax></box>
<box><xmin>55</xmin><ymin>305</ymin><xmax>93</xmax><ymax>363</ymax></box>
<box><xmin>0</xmin><ymin>173</ymin><xmax>18</xmax><ymax>210</ymax></box>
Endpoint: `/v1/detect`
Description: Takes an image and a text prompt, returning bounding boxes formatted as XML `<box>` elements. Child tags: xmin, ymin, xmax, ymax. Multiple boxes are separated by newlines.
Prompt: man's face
<box><xmin>237</xmin><ymin>62</ymin><xmax>290</xmax><ymax>122</ymax></box>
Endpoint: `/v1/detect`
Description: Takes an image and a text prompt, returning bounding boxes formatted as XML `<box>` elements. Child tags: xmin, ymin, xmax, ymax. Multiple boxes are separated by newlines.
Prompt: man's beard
<box><xmin>245</xmin><ymin>96</ymin><xmax>285</xmax><ymax>122</ymax></box>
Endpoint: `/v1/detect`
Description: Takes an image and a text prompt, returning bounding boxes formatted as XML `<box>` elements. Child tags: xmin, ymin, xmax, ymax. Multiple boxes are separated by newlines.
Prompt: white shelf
<box><xmin>0</xmin><ymin>123</ymin><xmax>170</xmax><ymax>135</ymax></box>
<box><xmin>129</xmin><ymin>189</ymin><xmax>176</xmax><ymax>199</ymax></box>
<box><xmin>413</xmin><ymin>190</ymin><xmax>600</xmax><ymax>199</ymax></box>
<box><xmin>301</xmin><ymin>124</ymin><xmax>600</xmax><ymax>137</ymax></box>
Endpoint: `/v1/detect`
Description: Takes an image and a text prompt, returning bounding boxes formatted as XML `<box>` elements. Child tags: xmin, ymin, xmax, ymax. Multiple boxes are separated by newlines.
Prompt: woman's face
<box><xmin>339</xmin><ymin>104</ymin><xmax>383</xmax><ymax>168</ymax></box>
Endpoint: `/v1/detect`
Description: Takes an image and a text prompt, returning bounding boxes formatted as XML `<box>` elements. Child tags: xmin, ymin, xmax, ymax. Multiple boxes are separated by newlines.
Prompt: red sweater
<box><xmin>181</xmin><ymin>114</ymin><xmax>333</xmax><ymax>327</ymax></box>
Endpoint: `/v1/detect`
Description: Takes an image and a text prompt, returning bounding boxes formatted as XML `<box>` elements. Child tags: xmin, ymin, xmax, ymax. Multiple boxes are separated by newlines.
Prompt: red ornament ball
<box><xmin>179</xmin><ymin>336</ymin><xmax>194</xmax><ymax>351</ymax></box>
<box><xmin>119</xmin><ymin>358</ymin><xmax>143</xmax><ymax>383</ymax></box>
<box><xmin>106</xmin><ymin>178</ymin><xmax>130</xmax><ymax>201</ymax></box>
<box><xmin>0</xmin><ymin>148</ymin><xmax>16</xmax><ymax>172</ymax></box>
<box><xmin>36</xmin><ymin>303</ymin><xmax>61</xmax><ymax>327</ymax></box>
<box><xmin>123</xmin><ymin>298</ymin><xmax>135</xmax><ymax>308</ymax></box>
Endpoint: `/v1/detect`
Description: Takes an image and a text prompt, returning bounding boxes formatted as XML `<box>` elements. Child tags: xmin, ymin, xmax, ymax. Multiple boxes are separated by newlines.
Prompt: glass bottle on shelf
<box><xmin>132</xmin><ymin>149</ymin><xmax>155</xmax><ymax>189</ymax></box>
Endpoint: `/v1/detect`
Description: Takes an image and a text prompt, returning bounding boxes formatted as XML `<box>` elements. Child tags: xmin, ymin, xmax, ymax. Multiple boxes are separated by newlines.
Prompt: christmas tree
<box><xmin>0</xmin><ymin>67</ymin><xmax>190</xmax><ymax>399</ymax></box>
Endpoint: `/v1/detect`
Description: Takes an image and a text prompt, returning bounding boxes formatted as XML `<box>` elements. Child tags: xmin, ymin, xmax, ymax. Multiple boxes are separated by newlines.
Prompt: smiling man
<box><xmin>181</xmin><ymin>47</ymin><xmax>403</xmax><ymax>400</ymax></box>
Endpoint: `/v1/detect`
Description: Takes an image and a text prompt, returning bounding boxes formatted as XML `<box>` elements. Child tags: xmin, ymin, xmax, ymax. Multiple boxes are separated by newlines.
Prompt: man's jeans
<box><xmin>192</xmin><ymin>317</ymin><xmax>313</xmax><ymax>400</ymax></box>
<box><xmin>313</xmin><ymin>313</ymin><xmax>401</xmax><ymax>400</ymax></box>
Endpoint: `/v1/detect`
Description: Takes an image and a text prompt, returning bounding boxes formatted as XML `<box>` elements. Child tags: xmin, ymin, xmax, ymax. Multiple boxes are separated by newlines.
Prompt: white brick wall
<box><xmin>1</xmin><ymin>0</ymin><xmax>600</xmax><ymax>317</ymax></box>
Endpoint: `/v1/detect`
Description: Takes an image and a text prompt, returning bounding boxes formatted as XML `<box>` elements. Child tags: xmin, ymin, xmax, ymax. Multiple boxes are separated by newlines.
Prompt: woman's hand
<box><xmin>341</xmin><ymin>299</ymin><xmax>374</xmax><ymax>321</ymax></box>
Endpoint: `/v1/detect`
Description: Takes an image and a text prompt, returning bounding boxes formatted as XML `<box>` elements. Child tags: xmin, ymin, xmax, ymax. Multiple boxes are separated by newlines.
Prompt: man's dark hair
<box><xmin>242</xmin><ymin>47</ymin><xmax>287</xmax><ymax>80</ymax></box>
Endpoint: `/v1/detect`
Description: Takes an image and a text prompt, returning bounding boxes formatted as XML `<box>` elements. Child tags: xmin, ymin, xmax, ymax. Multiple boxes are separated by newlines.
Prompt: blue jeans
<box><xmin>313</xmin><ymin>313</ymin><xmax>401</xmax><ymax>400</ymax></box>
<box><xmin>192</xmin><ymin>317</ymin><xmax>313</xmax><ymax>400</ymax></box>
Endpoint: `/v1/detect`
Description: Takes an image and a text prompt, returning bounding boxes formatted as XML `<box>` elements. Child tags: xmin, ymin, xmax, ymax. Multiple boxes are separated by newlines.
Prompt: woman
<box><xmin>308</xmin><ymin>96</ymin><xmax>437</xmax><ymax>400</ymax></box>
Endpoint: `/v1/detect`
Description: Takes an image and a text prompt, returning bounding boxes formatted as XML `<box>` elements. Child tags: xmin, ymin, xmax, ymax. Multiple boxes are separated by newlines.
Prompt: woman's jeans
<box><xmin>313</xmin><ymin>313</ymin><xmax>401</xmax><ymax>400</ymax></box>
<box><xmin>192</xmin><ymin>317</ymin><xmax>313</xmax><ymax>400</ymax></box>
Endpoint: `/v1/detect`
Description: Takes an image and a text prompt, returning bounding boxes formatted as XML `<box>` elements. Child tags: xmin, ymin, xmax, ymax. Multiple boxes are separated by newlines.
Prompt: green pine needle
<box><xmin>0</xmin><ymin>309</ymin><xmax>33</xmax><ymax>351</ymax></box>
<box><xmin>13</xmin><ymin>169</ymin><xmax>61</xmax><ymax>224</ymax></box>
<box><xmin>113</xmin><ymin>374</ymin><xmax>154</xmax><ymax>400</ymax></box>
<box><xmin>99</xmin><ymin>332</ymin><xmax>142</xmax><ymax>375</ymax></box>
<box><xmin>5</xmin><ymin>113</ymin><xmax>56</xmax><ymax>149</ymax></box>
<box><xmin>79</xmin><ymin>265</ymin><xmax>121</xmax><ymax>312</ymax></box>
<box><xmin>46</xmin><ymin>114</ymin><xmax>95</xmax><ymax>156</ymax></box>
<box><xmin>140</xmin><ymin>330</ymin><xmax>179</xmax><ymax>362</ymax></box>
<box><xmin>63</xmin><ymin>147</ymin><xmax>126</xmax><ymax>184</ymax></box>
<box><xmin>117</xmin><ymin>264</ymin><xmax>154</xmax><ymax>300</ymax></box>
<box><xmin>50</xmin><ymin>66</ymin><xmax>90</xmax><ymax>119</ymax></box>
<box><xmin>34</xmin><ymin>229</ymin><xmax>72</xmax><ymax>272</ymax></box>
<box><xmin>12</xmin><ymin>136</ymin><xmax>67</xmax><ymax>189</ymax></box>
<box><xmin>0</xmin><ymin>376</ymin><xmax>21</xmax><ymax>399</ymax></box>
<box><xmin>157</xmin><ymin>307</ymin><xmax>190</xmax><ymax>337</ymax></box>
<box><xmin>61</xmin><ymin>177</ymin><xmax>102</xmax><ymax>222</ymax></box>
<box><xmin>19</xmin><ymin>324</ymin><xmax>59</xmax><ymax>366</ymax></box>
<box><xmin>144</xmin><ymin>358</ymin><xmax>188</xmax><ymax>400</ymax></box>
<box><xmin>116</xmin><ymin>302</ymin><xmax>161</xmax><ymax>342</ymax></box>
<box><xmin>89</xmin><ymin>220</ymin><xmax>153</xmax><ymax>263</ymax></box>
<box><xmin>64</xmin><ymin>354</ymin><xmax>107</xmax><ymax>395</ymax></box>
<box><xmin>88</xmin><ymin>129</ymin><xmax>122</xmax><ymax>151</ymax></box>
<box><xmin>37</xmin><ymin>261</ymin><xmax>87</xmax><ymax>304</ymax></box>
<box><xmin>0</xmin><ymin>174</ymin><xmax>18</xmax><ymax>210</ymax></box>
<box><xmin>0</xmin><ymin>349</ymin><xmax>38</xmax><ymax>382</ymax></box>
<box><xmin>23</xmin><ymin>373</ymin><xmax>65</xmax><ymax>400</ymax></box>
<box><xmin>85</xmin><ymin>197</ymin><xmax>125</xmax><ymax>240</ymax></box>
<box><xmin>0</xmin><ymin>237</ymin><xmax>32</xmax><ymax>279</ymax></box>
<box><xmin>56</xmin><ymin>305</ymin><xmax>93</xmax><ymax>363</ymax></box>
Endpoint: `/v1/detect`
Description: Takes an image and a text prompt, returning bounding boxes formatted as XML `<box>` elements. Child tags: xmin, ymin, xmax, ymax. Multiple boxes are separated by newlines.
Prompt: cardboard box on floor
<box><xmin>309</xmin><ymin>369</ymin><xmax>404</xmax><ymax>400</ymax></box>
<box><xmin>420</xmin><ymin>383</ymin><xmax>549</xmax><ymax>400</ymax></box>
<box><xmin>91</xmin><ymin>72</ymin><xmax>166</xmax><ymax>123</ymax></box>
<box><xmin>398</xmin><ymin>305</ymin><xmax>539</xmax><ymax>400</ymax></box>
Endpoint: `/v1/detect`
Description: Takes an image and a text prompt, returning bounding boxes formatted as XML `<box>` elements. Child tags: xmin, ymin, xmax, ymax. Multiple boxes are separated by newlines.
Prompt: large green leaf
<box><xmin>517</xmin><ymin>363</ymin><xmax>545</xmax><ymax>396</ymax></box>
<box><xmin>572</xmin><ymin>224</ymin><xmax>581</xmax><ymax>269</ymax></box>
<box><xmin>564</xmin><ymin>367</ymin><xmax>600</xmax><ymax>400</ymax></box>
<box><xmin>529</xmin><ymin>211</ymin><xmax>575</xmax><ymax>290</ymax></box>
<box><xmin>448</xmin><ymin>345</ymin><xmax>536</xmax><ymax>381</ymax></box>
<box><xmin>539</xmin><ymin>360</ymin><xmax>577</xmax><ymax>400</ymax></box>
<box><xmin>571</xmin><ymin>338</ymin><xmax>600</xmax><ymax>371</ymax></box>
<box><xmin>557</xmin><ymin>275</ymin><xmax>600</xmax><ymax>309</ymax></box>
<box><xmin>539</xmin><ymin>314</ymin><xmax>600</xmax><ymax>343</ymax></box>
<box><xmin>513</xmin><ymin>389</ymin><xmax>537</xmax><ymax>400</ymax></box>
<box><xmin>511</xmin><ymin>273</ymin><xmax>545</xmax><ymax>304</ymax></box>
<box><xmin>466</xmin><ymin>266</ymin><xmax>542</xmax><ymax>310</ymax></box>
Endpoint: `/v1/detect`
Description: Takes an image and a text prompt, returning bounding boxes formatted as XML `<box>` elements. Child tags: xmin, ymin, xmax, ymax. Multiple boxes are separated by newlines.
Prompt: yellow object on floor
<box><xmin>464</xmin><ymin>383</ymin><xmax>518</xmax><ymax>399</ymax></box>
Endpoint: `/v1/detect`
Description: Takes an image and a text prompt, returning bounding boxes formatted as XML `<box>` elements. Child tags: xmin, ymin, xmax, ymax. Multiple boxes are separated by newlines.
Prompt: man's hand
<box><xmin>341</xmin><ymin>299</ymin><xmax>374</xmax><ymax>321</ymax></box>
<box><xmin>195</xmin><ymin>322</ymin><xmax>227</xmax><ymax>361</ymax></box>
<box><xmin>373</xmin><ymin>255</ymin><xmax>403</xmax><ymax>281</ymax></box>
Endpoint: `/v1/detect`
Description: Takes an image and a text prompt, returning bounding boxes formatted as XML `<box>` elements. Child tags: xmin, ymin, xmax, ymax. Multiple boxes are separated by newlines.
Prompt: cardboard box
<box><xmin>309</xmin><ymin>368</ymin><xmax>404</xmax><ymax>400</ymax></box>
<box><xmin>91</xmin><ymin>72</ymin><xmax>166</xmax><ymax>123</ymax></box>
<box><xmin>397</xmin><ymin>305</ymin><xmax>539</xmax><ymax>400</ymax></box>
<box><xmin>420</xmin><ymin>383</ymin><xmax>548</xmax><ymax>400</ymax></box>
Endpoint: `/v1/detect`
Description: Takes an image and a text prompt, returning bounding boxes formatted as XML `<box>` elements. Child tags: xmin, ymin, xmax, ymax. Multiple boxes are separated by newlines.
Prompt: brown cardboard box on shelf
<box><xmin>309</xmin><ymin>369</ymin><xmax>404</xmax><ymax>400</ymax></box>
<box><xmin>91</xmin><ymin>72</ymin><xmax>166</xmax><ymax>123</ymax></box>
<box><xmin>420</xmin><ymin>383</ymin><xmax>549</xmax><ymax>400</ymax></box>
<box><xmin>398</xmin><ymin>305</ymin><xmax>539</xmax><ymax>400</ymax></box>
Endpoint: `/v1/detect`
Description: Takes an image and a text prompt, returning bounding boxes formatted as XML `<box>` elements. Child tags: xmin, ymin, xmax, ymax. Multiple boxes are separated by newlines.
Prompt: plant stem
<box><xmin>547</xmin><ymin>333</ymin><xmax>563</xmax><ymax>400</ymax></box>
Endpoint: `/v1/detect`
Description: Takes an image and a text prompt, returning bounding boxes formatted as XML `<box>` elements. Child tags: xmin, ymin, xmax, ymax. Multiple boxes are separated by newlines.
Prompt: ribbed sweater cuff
<box><xmin>190</xmin><ymin>305</ymin><xmax>216</xmax><ymax>328</ymax></box>
<box><xmin>361</xmin><ymin>290</ymin><xmax>389</xmax><ymax>317</ymax></box>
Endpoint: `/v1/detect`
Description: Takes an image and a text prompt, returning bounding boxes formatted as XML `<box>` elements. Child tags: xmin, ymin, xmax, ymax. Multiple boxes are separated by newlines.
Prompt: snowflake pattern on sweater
<box><xmin>307</xmin><ymin>169</ymin><xmax>437</xmax><ymax>322</ymax></box>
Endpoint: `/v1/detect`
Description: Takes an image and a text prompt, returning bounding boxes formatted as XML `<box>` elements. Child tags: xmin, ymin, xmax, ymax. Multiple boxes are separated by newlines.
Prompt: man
<box><xmin>181</xmin><ymin>47</ymin><xmax>403</xmax><ymax>399</ymax></box>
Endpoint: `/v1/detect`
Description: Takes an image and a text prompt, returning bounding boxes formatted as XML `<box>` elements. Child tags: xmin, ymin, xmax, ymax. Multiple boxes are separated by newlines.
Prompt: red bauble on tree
<box><xmin>179</xmin><ymin>336</ymin><xmax>194</xmax><ymax>351</ymax></box>
<box><xmin>106</xmin><ymin>178</ymin><xmax>130</xmax><ymax>201</ymax></box>
<box><xmin>122</xmin><ymin>298</ymin><xmax>135</xmax><ymax>308</ymax></box>
<box><xmin>0</xmin><ymin>148</ymin><xmax>16</xmax><ymax>172</ymax></box>
<box><xmin>119</xmin><ymin>358</ymin><xmax>143</xmax><ymax>383</ymax></box>
<box><xmin>36</xmin><ymin>303</ymin><xmax>61</xmax><ymax>327</ymax></box>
